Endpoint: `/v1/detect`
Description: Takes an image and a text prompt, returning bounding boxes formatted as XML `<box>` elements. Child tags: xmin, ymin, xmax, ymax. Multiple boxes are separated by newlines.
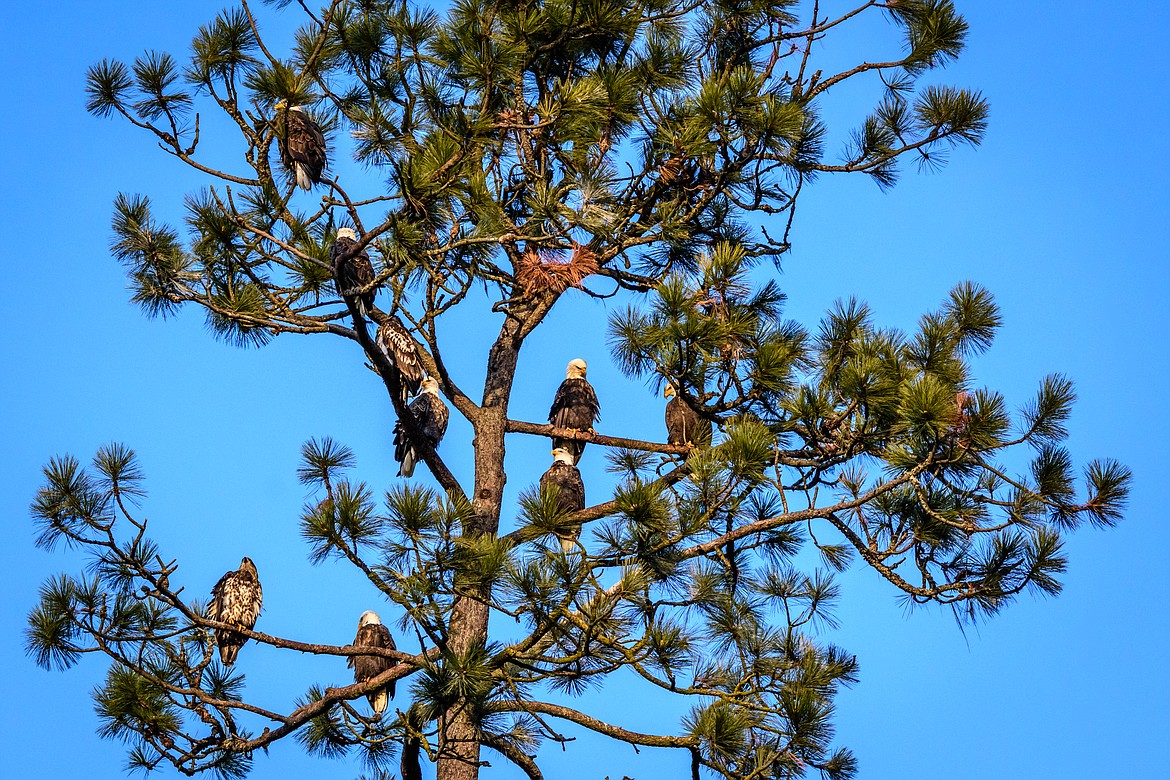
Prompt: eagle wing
<box><xmin>376</xmin><ymin>318</ymin><xmax>424</xmax><ymax>404</ymax></box>
<box><xmin>212</xmin><ymin>570</ymin><xmax>262</xmax><ymax>630</ymax></box>
<box><xmin>541</xmin><ymin>461</ymin><xmax>585</xmax><ymax>550</ymax></box>
<box><xmin>209</xmin><ymin>567</ymin><xmax>262</xmax><ymax>665</ymax></box>
<box><xmin>548</xmin><ymin>377</ymin><xmax>601</xmax><ymax>430</ymax></box>
<box><xmin>540</xmin><ymin>461</ymin><xmax>586</xmax><ymax>514</ymax></box>
<box><xmin>393</xmin><ymin>392</ymin><xmax>449</xmax><ymax>477</ymax></box>
<box><xmin>331</xmin><ymin>238</ymin><xmax>376</xmax><ymax>313</ymax></box>
<box><xmin>666</xmin><ymin>395</ymin><xmax>712</xmax><ymax>446</ymax></box>
<box><xmin>281</xmin><ymin>110</ymin><xmax>327</xmax><ymax>185</ymax></box>
<box><xmin>349</xmin><ymin>623</ymin><xmax>396</xmax><ymax>680</ymax></box>
<box><xmin>418</xmin><ymin>393</ymin><xmax>450</xmax><ymax>446</ymax></box>
<box><xmin>549</xmin><ymin>378</ymin><xmax>600</xmax><ymax>463</ymax></box>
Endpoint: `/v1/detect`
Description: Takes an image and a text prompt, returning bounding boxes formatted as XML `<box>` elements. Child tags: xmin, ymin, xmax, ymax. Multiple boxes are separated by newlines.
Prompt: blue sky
<box><xmin>2</xmin><ymin>2</ymin><xmax>1168</xmax><ymax>778</ymax></box>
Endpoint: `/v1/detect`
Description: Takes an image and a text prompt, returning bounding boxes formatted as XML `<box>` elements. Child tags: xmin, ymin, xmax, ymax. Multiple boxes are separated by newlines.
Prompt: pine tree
<box><xmin>28</xmin><ymin>2</ymin><xmax>1129</xmax><ymax>779</ymax></box>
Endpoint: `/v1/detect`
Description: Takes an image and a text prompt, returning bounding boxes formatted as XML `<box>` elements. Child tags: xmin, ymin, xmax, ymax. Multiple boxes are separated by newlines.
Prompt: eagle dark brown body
<box><xmin>209</xmin><ymin>557</ymin><xmax>262</xmax><ymax>666</ymax></box>
<box><xmin>347</xmin><ymin>611</ymin><xmax>397</xmax><ymax>715</ymax></box>
<box><xmin>549</xmin><ymin>359</ymin><xmax>600</xmax><ymax>464</ymax></box>
<box><xmin>393</xmin><ymin>378</ymin><xmax>449</xmax><ymax>478</ymax></box>
<box><xmin>540</xmin><ymin>450</ymin><xmax>586</xmax><ymax>552</ymax></box>
<box><xmin>276</xmin><ymin>104</ymin><xmax>327</xmax><ymax>190</ymax></box>
<box><xmin>665</xmin><ymin>390</ymin><xmax>712</xmax><ymax>447</ymax></box>
<box><xmin>331</xmin><ymin>229</ymin><xmax>376</xmax><ymax>317</ymax></box>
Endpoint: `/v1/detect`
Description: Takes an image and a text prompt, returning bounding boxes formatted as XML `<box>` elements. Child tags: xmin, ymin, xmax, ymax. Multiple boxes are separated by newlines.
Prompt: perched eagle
<box><xmin>275</xmin><ymin>101</ymin><xmax>327</xmax><ymax>190</ymax></box>
<box><xmin>393</xmin><ymin>377</ymin><xmax>450</xmax><ymax>477</ymax></box>
<box><xmin>331</xmin><ymin>227</ymin><xmax>377</xmax><ymax>317</ymax></box>
<box><xmin>375</xmin><ymin>317</ymin><xmax>425</xmax><ymax>405</ymax></box>
<box><xmin>664</xmin><ymin>384</ymin><xmax>712</xmax><ymax>447</ymax></box>
<box><xmin>347</xmin><ymin>610</ymin><xmax>397</xmax><ymax>715</ymax></box>
<box><xmin>540</xmin><ymin>447</ymin><xmax>586</xmax><ymax>552</ymax></box>
<box><xmin>209</xmin><ymin>557</ymin><xmax>263</xmax><ymax>666</ymax></box>
<box><xmin>548</xmin><ymin>358</ymin><xmax>600</xmax><ymax>464</ymax></box>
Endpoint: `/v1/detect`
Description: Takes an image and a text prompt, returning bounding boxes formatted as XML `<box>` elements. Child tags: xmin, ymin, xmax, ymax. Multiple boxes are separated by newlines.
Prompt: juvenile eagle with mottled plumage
<box><xmin>209</xmin><ymin>557</ymin><xmax>262</xmax><ymax>666</ymax></box>
<box><xmin>375</xmin><ymin>317</ymin><xmax>424</xmax><ymax>406</ymax></box>
<box><xmin>331</xmin><ymin>227</ymin><xmax>377</xmax><ymax>317</ymax></box>
<box><xmin>393</xmin><ymin>377</ymin><xmax>449</xmax><ymax>477</ymax></box>
<box><xmin>664</xmin><ymin>384</ymin><xmax>712</xmax><ymax>447</ymax></box>
<box><xmin>347</xmin><ymin>610</ymin><xmax>398</xmax><ymax>715</ymax></box>
<box><xmin>275</xmin><ymin>101</ymin><xmax>327</xmax><ymax>190</ymax></box>
<box><xmin>548</xmin><ymin>358</ymin><xmax>600</xmax><ymax>464</ymax></box>
<box><xmin>540</xmin><ymin>447</ymin><xmax>586</xmax><ymax>552</ymax></box>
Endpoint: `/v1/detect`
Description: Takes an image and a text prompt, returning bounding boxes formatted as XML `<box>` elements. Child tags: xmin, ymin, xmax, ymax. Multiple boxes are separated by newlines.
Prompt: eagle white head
<box><xmin>552</xmin><ymin>447</ymin><xmax>575</xmax><ymax>466</ymax></box>
<box><xmin>566</xmin><ymin>358</ymin><xmax>588</xmax><ymax>379</ymax></box>
<box><xmin>358</xmin><ymin>610</ymin><xmax>382</xmax><ymax>627</ymax></box>
<box><xmin>664</xmin><ymin>384</ymin><xmax>677</xmax><ymax>399</ymax></box>
<box><xmin>420</xmin><ymin>376</ymin><xmax>440</xmax><ymax>395</ymax></box>
<box><xmin>336</xmin><ymin>227</ymin><xmax>358</xmax><ymax>241</ymax></box>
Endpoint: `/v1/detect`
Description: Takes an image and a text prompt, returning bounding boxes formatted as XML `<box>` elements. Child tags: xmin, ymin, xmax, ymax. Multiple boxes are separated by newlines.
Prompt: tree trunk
<box><xmin>436</xmin><ymin>303</ymin><xmax>536</xmax><ymax>780</ymax></box>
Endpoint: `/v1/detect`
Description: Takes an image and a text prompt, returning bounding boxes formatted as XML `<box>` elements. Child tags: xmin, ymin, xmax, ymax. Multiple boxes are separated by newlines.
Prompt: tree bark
<box><xmin>436</xmin><ymin>297</ymin><xmax>553</xmax><ymax>780</ymax></box>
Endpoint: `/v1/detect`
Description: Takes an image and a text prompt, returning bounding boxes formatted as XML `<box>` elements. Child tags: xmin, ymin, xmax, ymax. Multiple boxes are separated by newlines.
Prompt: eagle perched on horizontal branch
<box><xmin>347</xmin><ymin>610</ymin><xmax>397</xmax><ymax>715</ymax></box>
<box><xmin>209</xmin><ymin>557</ymin><xmax>262</xmax><ymax>666</ymax></box>
<box><xmin>548</xmin><ymin>358</ymin><xmax>600</xmax><ymax>465</ymax></box>
<box><xmin>393</xmin><ymin>377</ymin><xmax>449</xmax><ymax>478</ymax></box>
<box><xmin>540</xmin><ymin>447</ymin><xmax>586</xmax><ymax>552</ymax></box>
<box><xmin>664</xmin><ymin>383</ymin><xmax>712</xmax><ymax>447</ymax></box>
<box><xmin>330</xmin><ymin>227</ymin><xmax>377</xmax><ymax>317</ymax></box>
<box><xmin>274</xmin><ymin>100</ymin><xmax>326</xmax><ymax>190</ymax></box>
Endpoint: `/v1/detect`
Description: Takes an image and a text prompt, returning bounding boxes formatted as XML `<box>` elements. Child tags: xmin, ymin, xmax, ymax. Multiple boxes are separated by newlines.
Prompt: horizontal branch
<box><xmin>500</xmin><ymin>463</ymin><xmax>691</xmax><ymax>547</ymax></box>
<box><xmin>506</xmin><ymin>419</ymin><xmax>691</xmax><ymax>456</ymax></box>
<box><xmin>234</xmin><ymin>649</ymin><xmax>441</xmax><ymax>754</ymax></box>
<box><xmin>198</xmin><ymin>616</ymin><xmax>417</xmax><ymax>663</ymax></box>
<box><xmin>490</xmin><ymin>700</ymin><xmax>697</xmax><ymax>750</ymax></box>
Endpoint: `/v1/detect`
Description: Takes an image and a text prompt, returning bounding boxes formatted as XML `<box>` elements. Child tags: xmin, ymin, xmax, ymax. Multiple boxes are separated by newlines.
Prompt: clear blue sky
<box><xmin>2</xmin><ymin>2</ymin><xmax>1168</xmax><ymax>778</ymax></box>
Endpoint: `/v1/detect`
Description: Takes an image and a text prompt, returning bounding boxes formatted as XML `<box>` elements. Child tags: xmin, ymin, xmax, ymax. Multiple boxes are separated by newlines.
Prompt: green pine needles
<box><xmin>28</xmin><ymin>1</ymin><xmax>1129</xmax><ymax>779</ymax></box>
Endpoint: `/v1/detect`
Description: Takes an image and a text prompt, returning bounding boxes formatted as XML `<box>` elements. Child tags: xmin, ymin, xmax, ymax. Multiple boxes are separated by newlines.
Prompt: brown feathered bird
<box><xmin>540</xmin><ymin>447</ymin><xmax>586</xmax><ymax>552</ymax></box>
<box><xmin>331</xmin><ymin>227</ymin><xmax>377</xmax><ymax>317</ymax></box>
<box><xmin>375</xmin><ymin>317</ymin><xmax>424</xmax><ymax>406</ymax></box>
<box><xmin>548</xmin><ymin>358</ymin><xmax>600</xmax><ymax>464</ymax></box>
<box><xmin>393</xmin><ymin>377</ymin><xmax>450</xmax><ymax>477</ymax></box>
<box><xmin>347</xmin><ymin>610</ymin><xmax>397</xmax><ymax>715</ymax></box>
<box><xmin>209</xmin><ymin>557</ymin><xmax>262</xmax><ymax>666</ymax></box>
<box><xmin>664</xmin><ymin>384</ymin><xmax>712</xmax><ymax>447</ymax></box>
<box><xmin>275</xmin><ymin>101</ymin><xmax>327</xmax><ymax>190</ymax></box>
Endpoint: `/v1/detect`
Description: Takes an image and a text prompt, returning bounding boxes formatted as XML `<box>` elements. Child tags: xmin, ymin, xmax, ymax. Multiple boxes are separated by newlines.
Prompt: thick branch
<box><xmin>506</xmin><ymin>419</ymin><xmax>691</xmax><ymax>456</ymax></box>
<box><xmin>490</xmin><ymin>700</ymin><xmax>697</xmax><ymax>750</ymax></box>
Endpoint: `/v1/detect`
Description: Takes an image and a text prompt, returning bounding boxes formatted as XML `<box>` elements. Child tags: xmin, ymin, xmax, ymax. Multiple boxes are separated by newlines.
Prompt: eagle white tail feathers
<box><xmin>369</xmin><ymin>689</ymin><xmax>389</xmax><ymax>716</ymax></box>
<box><xmin>294</xmin><ymin>163</ymin><xmax>312</xmax><ymax>191</ymax></box>
<box><xmin>560</xmin><ymin>536</ymin><xmax>576</xmax><ymax>553</ymax></box>
<box><xmin>398</xmin><ymin>450</ymin><xmax>418</xmax><ymax>478</ymax></box>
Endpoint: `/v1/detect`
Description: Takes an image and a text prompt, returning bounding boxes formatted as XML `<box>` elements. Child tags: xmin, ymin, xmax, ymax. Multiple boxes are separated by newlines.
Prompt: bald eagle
<box><xmin>540</xmin><ymin>447</ymin><xmax>586</xmax><ymax>552</ymax></box>
<box><xmin>331</xmin><ymin>228</ymin><xmax>377</xmax><ymax>317</ymax></box>
<box><xmin>275</xmin><ymin>101</ymin><xmax>327</xmax><ymax>190</ymax></box>
<box><xmin>375</xmin><ymin>317</ymin><xmax>424</xmax><ymax>405</ymax></box>
<box><xmin>393</xmin><ymin>377</ymin><xmax>449</xmax><ymax>477</ymax></box>
<box><xmin>347</xmin><ymin>610</ymin><xmax>397</xmax><ymax>715</ymax></box>
<box><xmin>209</xmin><ymin>557</ymin><xmax>262</xmax><ymax>666</ymax></box>
<box><xmin>548</xmin><ymin>358</ymin><xmax>600</xmax><ymax>464</ymax></box>
<box><xmin>664</xmin><ymin>384</ymin><xmax>712</xmax><ymax>447</ymax></box>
